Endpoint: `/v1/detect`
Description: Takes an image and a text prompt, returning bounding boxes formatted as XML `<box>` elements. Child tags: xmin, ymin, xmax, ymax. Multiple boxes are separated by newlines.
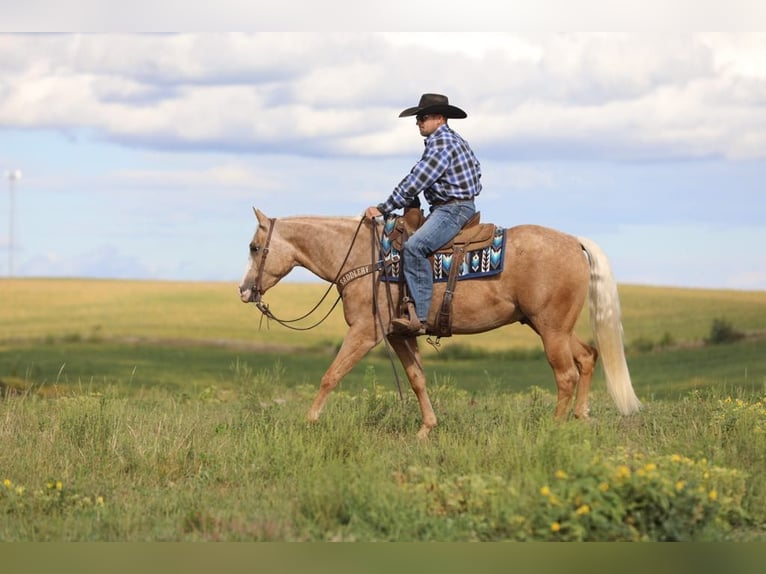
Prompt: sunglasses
<box><xmin>415</xmin><ymin>114</ymin><xmax>432</xmax><ymax>123</ymax></box>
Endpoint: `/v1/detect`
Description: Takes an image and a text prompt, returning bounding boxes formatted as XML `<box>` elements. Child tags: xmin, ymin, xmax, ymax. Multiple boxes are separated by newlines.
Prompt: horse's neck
<box><xmin>281</xmin><ymin>217</ymin><xmax>366</xmax><ymax>282</ymax></box>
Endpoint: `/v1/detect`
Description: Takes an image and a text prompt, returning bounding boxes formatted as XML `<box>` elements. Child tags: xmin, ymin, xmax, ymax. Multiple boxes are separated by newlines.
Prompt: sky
<box><xmin>1</xmin><ymin>29</ymin><xmax>765</xmax><ymax>290</ymax></box>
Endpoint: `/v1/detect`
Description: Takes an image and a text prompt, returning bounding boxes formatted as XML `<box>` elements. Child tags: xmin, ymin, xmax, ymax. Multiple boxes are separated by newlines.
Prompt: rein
<box><xmin>251</xmin><ymin>216</ymin><xmax>367</xmax><ymax>331</ymax></box>
<box><xmin>369</xmin><ymin>220</ymin><xmax>404</xmax><ymax>400</ymax></box>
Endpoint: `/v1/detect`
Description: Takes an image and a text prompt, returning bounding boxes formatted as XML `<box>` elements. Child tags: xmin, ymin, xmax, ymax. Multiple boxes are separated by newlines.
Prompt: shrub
<box><xmin>630</xmin><ymin>332</ymin><xmax>676</xmax><ymax>354</ymax></box>
<box><xmin>658</xmin><ymin>331</ymin><xmax>675</xmax><ymax>348</ymax></box>
<box><xmin>706</xmin><ymin>318</ymin><xmax>744</xmax><ymax>345</ymax></box>
<box><xmin>527</xmin><ymin>451</ymin><xmax>747</xmax><ymax>541</ymax></box>
<box><xmin>392</xmin><ymin>449</ymin><xmax>748</xmax><ymax>541</ymax></box>
<box><xmin>394</xmin><ymin>466</ymin><xmax>524</xmax><ymax>540</ymax></box>
<box><xmin>631</xmin><ymin>336</ymin><xmax>656</xmax><ymax>354</ymax></box>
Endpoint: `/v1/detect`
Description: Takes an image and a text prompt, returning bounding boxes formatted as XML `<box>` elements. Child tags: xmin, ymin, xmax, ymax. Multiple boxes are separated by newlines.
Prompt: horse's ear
<box><xmin>252</xmin><ymin>207</ymin><xmax>269</xmax><ymax>226</ymax></box>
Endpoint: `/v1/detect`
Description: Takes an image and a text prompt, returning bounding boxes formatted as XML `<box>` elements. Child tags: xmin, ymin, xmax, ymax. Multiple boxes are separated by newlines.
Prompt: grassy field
<box><xmin>1</xmin><ymin>278</ymin><xmax>766</xmax><ymax>541</ymax></box>
<box><xmin>4</xmin><ymin>277</ymin><xmax>766</xmax><ymax>351</ymax></box>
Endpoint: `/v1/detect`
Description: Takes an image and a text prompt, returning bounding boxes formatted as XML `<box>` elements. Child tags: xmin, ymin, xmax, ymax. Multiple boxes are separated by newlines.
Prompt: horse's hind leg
<box><xmin>307</xmin><ymin>326</ymin><xmax>379</xmax><ymax>423</ymax></box>
<box><xmin>388</xmin><ymin>336</ymin><xmax>436</xmax><ymax>439</ymax></box>
<box><xmin>571</xmin><ymin>334</ymin><xmax>598</xmax><ymax>419</ymax></box>
<box><xmin>540</xmin><ymin>331</ymin><xmax>581</xmax><ymax>419</ymax></box>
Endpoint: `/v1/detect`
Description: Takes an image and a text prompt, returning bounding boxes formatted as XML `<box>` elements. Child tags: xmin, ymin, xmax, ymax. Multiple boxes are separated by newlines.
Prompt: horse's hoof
<box><xmin>416</xmin><ymin>425</ymin><xmax>432</xmax><ymax>440</ymax></box>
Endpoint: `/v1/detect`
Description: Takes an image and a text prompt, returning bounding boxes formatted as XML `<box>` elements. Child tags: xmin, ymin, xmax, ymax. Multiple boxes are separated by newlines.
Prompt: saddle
<box><xmin>388</xmin><ymin>207</ymin><xmax>499</xmax><ymax>338</ymax></box>
<box><xmin>389</xmin><ymin>208</ymin><xmax>497</xmax><ymax>254</ymax></box>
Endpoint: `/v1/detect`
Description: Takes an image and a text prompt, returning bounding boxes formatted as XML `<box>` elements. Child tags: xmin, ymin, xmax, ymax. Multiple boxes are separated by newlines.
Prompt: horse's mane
<box><xmin>280</xmin><ymin>214</ymin><xmax>364</xmax><ymax>223</ymax></box>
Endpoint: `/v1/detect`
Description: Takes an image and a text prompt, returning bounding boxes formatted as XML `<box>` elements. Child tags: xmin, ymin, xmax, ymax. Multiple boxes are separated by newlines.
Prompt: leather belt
<box><xmin>431</xmin><ymin>197</ymin><xmax>472</xmax><ymax>207</ymax></box>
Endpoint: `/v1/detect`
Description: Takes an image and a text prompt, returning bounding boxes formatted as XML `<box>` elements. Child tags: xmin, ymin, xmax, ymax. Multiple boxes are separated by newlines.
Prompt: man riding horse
<box><xmin>365</xmin><ymin>93</ymin><xmax>482</xmax><ymax>336</ymax></box>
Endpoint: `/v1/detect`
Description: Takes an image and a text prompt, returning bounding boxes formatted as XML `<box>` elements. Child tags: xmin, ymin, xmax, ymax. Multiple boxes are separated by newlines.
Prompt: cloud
<box><xmin>2</xmin><ymin>33</ymin><xmax>766</xmax><ymax>162</ymax></box>
<box><xmin>19</xmin><ymin>244</ymin><xmax>150</xmax><ymax>279</ymax></box>
<box><xmin>111</xmin><ymin>164</ymin><xmax>282</xmax><ymax>192</ymax></box>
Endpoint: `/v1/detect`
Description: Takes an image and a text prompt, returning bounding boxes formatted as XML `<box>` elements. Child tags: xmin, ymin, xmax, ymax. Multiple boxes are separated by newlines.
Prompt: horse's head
<box><xmin>238</xmin><ymin>208</ymin><xmax>293</xmax><ymax>304</ymax></box>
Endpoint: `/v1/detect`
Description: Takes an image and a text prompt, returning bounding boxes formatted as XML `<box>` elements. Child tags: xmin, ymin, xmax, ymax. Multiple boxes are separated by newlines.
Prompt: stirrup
<box><xmin>398</xmin><ymin>298</ymin><xmax>417</xmax><ymax>320</ymax></box>
<box><xmin>391</xmin><ymin>318</ymin><xmax>427</xmax><ymax>336</ymax></box>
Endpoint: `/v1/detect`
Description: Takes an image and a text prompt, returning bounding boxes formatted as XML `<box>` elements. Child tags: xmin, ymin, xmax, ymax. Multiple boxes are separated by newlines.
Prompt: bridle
<box><xmin>251</xmin><ymin>216</ymin><xmax>276</xmax><ymax>310</ymax></box>
<box><xmin>248</xmin><ymin>216</ymin><xmax>377</xmax><ymax>331</ymax></box>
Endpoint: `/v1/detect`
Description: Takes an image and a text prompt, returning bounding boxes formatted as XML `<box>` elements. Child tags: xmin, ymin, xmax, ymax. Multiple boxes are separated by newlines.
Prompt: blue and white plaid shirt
<box><xmin>377</xmin><ymin>124</ymin><xmax>482</xmax><ymax>215</ymax></box>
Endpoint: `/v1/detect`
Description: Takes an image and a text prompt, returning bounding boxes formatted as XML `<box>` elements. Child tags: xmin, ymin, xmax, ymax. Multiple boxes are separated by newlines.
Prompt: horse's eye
<box><xmin>250</xmin><ymin>244</ymin><xmax>260</xmax><ymax>254</ymax></box>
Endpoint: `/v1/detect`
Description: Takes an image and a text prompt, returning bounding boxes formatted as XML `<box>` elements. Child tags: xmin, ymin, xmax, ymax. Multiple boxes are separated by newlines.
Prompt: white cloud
<box><xmin>112</xmin><ymin>164</ymin><xmax>282</xmax><ymax>192</ymax></box>
<box><xmin>2</xmin><ymin>33</ymin><xmax>766</xmax><ymax>162</ymax></box>
<box><xmin>380</xmin><ymin>33</ymin><xmax>543</xmax><ymax>62</ymax></box>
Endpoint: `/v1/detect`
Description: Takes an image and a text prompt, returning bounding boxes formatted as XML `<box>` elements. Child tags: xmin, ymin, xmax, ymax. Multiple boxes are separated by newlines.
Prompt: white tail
<box><xmin>578</xmin><ymin>236</ymin><xmax>641</xmax><ymax>415</ymax></box>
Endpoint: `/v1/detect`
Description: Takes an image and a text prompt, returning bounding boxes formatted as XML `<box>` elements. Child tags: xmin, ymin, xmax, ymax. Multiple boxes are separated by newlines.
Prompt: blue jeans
<box><xmin>402</xmin><ymin>199</ymin><xmax>476</xmax><ymax>322</ymax></box>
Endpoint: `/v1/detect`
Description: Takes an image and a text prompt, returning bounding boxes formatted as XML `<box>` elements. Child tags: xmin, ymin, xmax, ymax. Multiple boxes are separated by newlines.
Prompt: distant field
<box><xmin>3</xmin><ymin>278</ymin><xmax>766</xmax><ymax>353</ymax></box>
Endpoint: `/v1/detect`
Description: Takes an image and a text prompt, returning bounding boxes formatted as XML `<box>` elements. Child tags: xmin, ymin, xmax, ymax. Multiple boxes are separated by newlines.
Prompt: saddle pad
<box><xmin>380</xmin><ymin>221</ymin><xmax>506</xmax><ymax>283</ymax></box>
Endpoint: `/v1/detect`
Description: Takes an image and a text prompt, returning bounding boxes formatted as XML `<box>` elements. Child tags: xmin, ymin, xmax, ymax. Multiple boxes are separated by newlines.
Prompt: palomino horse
<box><xmin>239</xmin><ymin>208</ymin><xmax>641</xmax><ymax>438</ymax></box>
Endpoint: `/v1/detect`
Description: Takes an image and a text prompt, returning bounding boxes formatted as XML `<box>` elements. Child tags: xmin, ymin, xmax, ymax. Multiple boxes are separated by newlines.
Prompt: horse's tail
<box><xmin>578</xmin><ymin>236</ymin><xmax>642</xmax><ymax>415</ymax></box>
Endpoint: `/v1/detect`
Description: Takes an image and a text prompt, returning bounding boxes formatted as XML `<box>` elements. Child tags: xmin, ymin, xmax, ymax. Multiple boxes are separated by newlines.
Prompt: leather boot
<box><xmin>391</xmin><ymin>301</ymin><xmax>426</xmax><ymax>336</ymax></box>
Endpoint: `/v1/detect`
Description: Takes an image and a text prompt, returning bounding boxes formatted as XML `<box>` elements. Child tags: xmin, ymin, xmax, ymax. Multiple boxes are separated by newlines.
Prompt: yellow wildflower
<box><xmin>709</xmin><ymin>490</ymin><xmax>718</xmax><ymax>502</ymax></box>
<box><xmin>551</xmin><ymin>521</ymin><xmax>561</xmax><ymax>532</ymax></box>
<box><xmin>540</xmin><ymin>486</ymin><xmax>551</xmax><ymax>497</ymax></box>
<box><xmin>615</xmin><ymin>465</ymin><xmax>631</xmax><ymax>480</ymax></box>
<box><xmin>675</xmin><ymin>481</ymin><xmax>686</xmax><ymax>492</ymax></box>
<box><xmin>2</xmin><ymin>478</ymin><xmax>11</xmax><ymax>489</ymax></box>
<box><xmin>575</xmin><ymin>504</ymin><xmax>591</xmax><ymax>515</ymax></box>
<box><xmin>598</xmin><ymin>482</ymin><xmax>609</xmax><ymax>492</ymax></box>
<box><xmin>671</xmin><ymin>454</ymin><xmax>682</xmax><ymax>463</ymax></box>
<box><xmin>644</xmin><ymin>463</ymin><xmax>657</xmax><ymax>472</ymax></box>
<box><xmin>15</xmin><ymin>486</ymin><xmax>24</xmax><ymax>496</ymax></box>
<box><xmin>555</xmin><ymin>469</ymin><xmax>568</xmax><ymax>480</ymax></box>
<box><xmin>56</xmin><ymin>481</ymin><xmax>63</xmax><ymax>491</ymax></box>
<box><xmin>96</xmin><ymin>496</ymin><xmax>105</xmax><ymax>506</ymax></box>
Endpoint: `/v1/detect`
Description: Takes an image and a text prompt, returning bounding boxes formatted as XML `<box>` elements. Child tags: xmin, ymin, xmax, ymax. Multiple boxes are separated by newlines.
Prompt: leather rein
<box><xmin>250</xmin><ymin>216</ymin><xmax>391</xmax><ymax>331</ymax></box>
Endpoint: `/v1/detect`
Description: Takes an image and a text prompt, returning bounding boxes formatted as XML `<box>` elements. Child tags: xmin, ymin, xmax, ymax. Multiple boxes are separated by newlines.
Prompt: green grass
<box><xmin>1</xmin><ymin>380</ymin><xmax>764</xmax><ymax>541</ymax></box>
<box><xmin>1</xmin><ymin>278</ymin><xmax>766</xmax><ymax>541</ymax></box>
<box><xmin>2</xmin><ymin>335</ymin><xmax>764</xmax><ymax>402</ymax></box>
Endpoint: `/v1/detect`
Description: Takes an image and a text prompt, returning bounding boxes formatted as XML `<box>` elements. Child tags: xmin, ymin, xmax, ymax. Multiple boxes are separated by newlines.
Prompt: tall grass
<box><xmin>1</xmin><ymin>369</ymin><xmax>765</xmax><ymax>541</ymax></box>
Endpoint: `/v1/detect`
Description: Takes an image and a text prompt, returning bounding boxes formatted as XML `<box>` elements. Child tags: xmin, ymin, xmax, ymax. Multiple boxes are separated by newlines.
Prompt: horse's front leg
<box><xmin>307</xmin><ymin>324</ymin><xmax>380</xmax><ymax>423</ymax></box>
<box><xmin>388</xmin><ymin>335</ymin><xmax>436</xmax><ymax>439</ymax></box>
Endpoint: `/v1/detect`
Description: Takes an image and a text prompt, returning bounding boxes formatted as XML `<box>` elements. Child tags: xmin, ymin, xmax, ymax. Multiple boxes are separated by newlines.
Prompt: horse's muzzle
<box><xmin>239</xmin><ymin>286</ymin><xmax>255</xmax><ymax>303</ymax></box>
<box><xmin>239</xmin><ymin>284</ymin><xmax>265</xmax><ymax>304</ymax></box>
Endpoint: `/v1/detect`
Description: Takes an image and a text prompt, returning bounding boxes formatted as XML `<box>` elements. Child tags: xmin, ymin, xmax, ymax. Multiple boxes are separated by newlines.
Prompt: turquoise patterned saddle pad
<box><xmin>380</xmin><ymin>218</ymin><xmax>506</xmax><ymax>283</ymax></box>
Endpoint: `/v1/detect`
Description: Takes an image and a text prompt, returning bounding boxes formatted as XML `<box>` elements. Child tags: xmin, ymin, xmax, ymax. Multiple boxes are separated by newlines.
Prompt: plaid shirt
<box><xmin>377</xmin><ymin>124</ymin><xmax>482</xmax><ymax>215</ymax></box>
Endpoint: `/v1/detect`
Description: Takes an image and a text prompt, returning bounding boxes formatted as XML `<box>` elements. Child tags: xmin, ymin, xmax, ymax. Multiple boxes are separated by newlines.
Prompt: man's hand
<box><xmin>364</xmin><ymin>206</ymin><xmax>382</xmax><ymax>220</ymax></box>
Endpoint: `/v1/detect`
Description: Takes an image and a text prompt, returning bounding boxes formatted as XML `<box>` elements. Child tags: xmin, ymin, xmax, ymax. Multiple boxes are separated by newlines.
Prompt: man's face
<box><xmin>415</xmin><ymin>114</ymin><xmax>444</xmax><ymax>136</ymax></box>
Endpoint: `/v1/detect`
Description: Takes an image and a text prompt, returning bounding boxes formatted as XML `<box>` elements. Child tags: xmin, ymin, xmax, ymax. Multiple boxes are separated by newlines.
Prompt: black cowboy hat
<box><xmin>398</xmin><ymin>93</ymin><xmax>468</xmax><ymax>119</ymax></box>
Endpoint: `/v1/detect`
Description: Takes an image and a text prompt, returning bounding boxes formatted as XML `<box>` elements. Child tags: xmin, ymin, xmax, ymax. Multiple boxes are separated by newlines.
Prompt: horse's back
<box><xmin>505</xmin><ymin>224</ymin><xmax>588</xmax><ymax>273</ymax></box>
<box><xmin>502</xmin><ymin>224</ymin><xmax>590</xmax><ymax>312</ymax></box>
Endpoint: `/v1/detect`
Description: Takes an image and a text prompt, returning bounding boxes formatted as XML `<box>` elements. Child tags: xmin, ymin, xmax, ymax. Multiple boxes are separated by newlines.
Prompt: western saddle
<box><xmin>387</xmin><ymin>207</ymin><xmax>497</xmax><ymax>338</ymax></box>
